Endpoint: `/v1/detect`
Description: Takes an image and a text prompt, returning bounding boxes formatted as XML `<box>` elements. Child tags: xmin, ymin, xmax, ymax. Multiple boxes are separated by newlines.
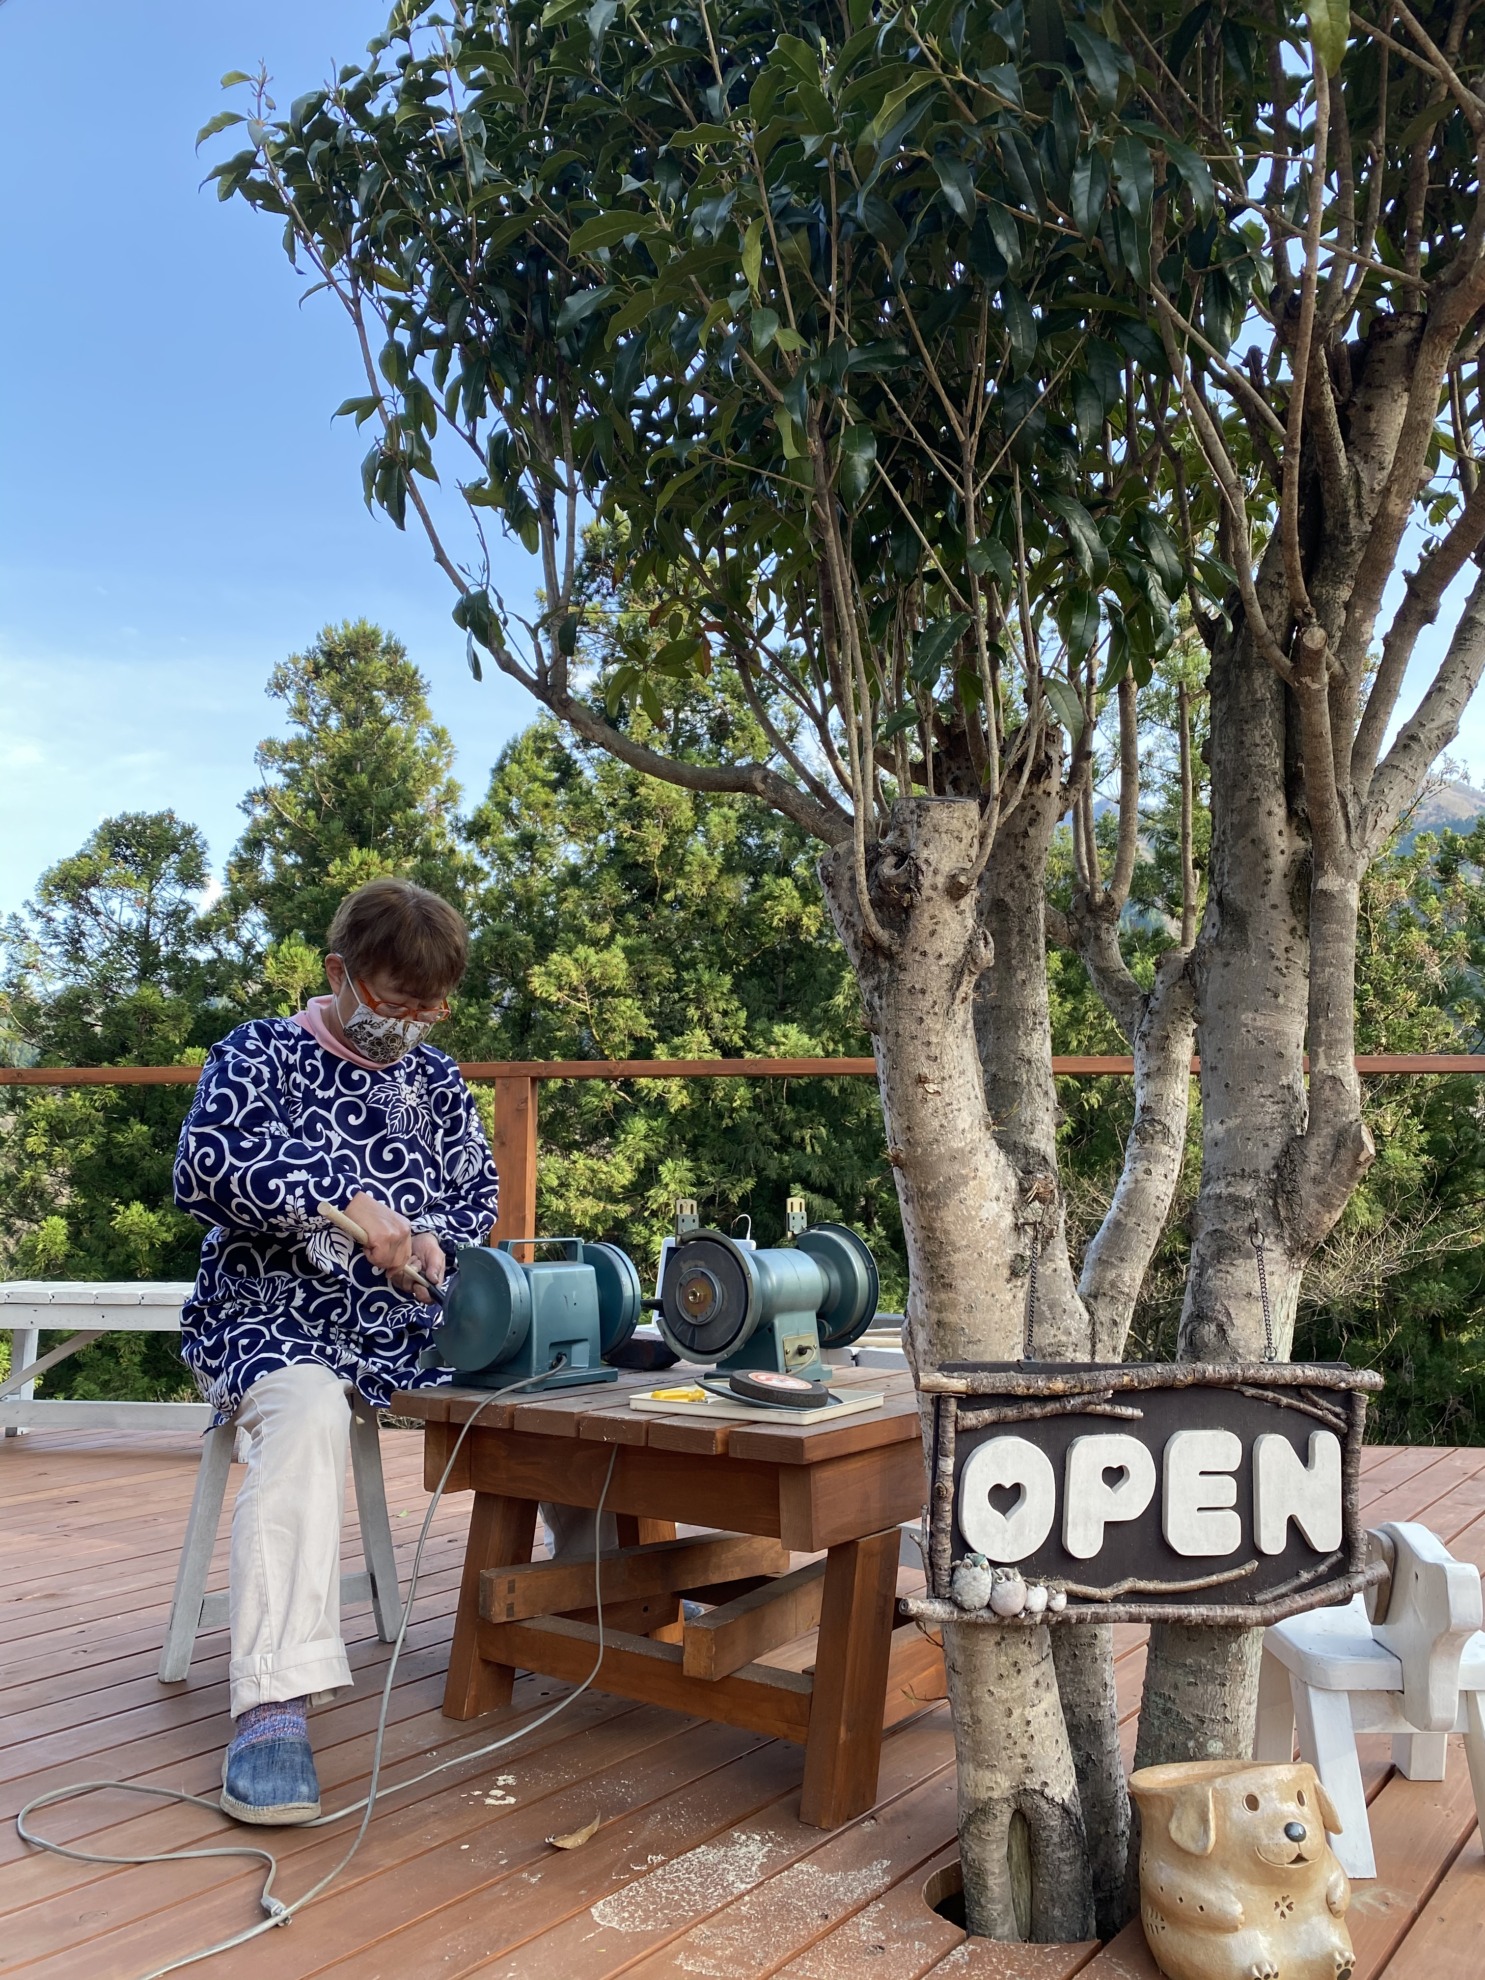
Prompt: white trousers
<box><xmin>229</xmin><ymin>1362</ymin><xmax>354</xmax><ymax>1718</ymax></box>
<box><xmin>227</xmin><ymin>1360</ymin><xmax>616</xmax><ymax>1718</ymax></box>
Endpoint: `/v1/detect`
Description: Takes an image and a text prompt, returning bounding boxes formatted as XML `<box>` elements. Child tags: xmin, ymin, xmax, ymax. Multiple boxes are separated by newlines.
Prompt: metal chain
<box><xmin>1018</xmin><ymin>1174</ymin><xmax>1056</xmax><ymax>1362</ymax></box>
<box><xmin>1249</xmin><ymin>1217</ymin><xmax>1277</xmax><ymax>1362</ymax></box>
<box><xmin>1023</xmin><ymin>1219</ymin><xmax>1040</xmax><ymax>1360</ymax></box>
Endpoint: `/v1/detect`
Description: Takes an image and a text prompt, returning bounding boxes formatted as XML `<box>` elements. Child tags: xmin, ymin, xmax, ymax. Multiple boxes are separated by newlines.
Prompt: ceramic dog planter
<box><xmin>1129</xmin><ymin>1759</ymin><xmax>1354</xmax><ymax>1980</ymax></box>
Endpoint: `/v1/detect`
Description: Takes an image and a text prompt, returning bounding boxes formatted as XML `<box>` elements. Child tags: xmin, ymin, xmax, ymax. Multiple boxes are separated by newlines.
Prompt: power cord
<box><xmin>17</xmin><ymin>1365</ymin><xmax>621</xmax><ymax>1980</ymax></box>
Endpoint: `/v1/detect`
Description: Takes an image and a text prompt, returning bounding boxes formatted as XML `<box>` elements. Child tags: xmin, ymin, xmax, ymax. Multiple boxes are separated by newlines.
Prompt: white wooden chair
<box><xmin>158</xmin><ymin>1394</ymin><xmax>404</xmax><ymax>1682</ymax></box>
<box><xmin>1256</xmin><ymin>1520</ymin><xmax>1485</xmax><ymax>1878</ymax></box>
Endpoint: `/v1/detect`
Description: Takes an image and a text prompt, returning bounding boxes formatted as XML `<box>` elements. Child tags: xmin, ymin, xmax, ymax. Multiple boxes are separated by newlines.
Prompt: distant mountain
<box><xmin>1404</xmin><ymin>781</ymin><xmax>1485</xmax><ymax>837</ymax></box>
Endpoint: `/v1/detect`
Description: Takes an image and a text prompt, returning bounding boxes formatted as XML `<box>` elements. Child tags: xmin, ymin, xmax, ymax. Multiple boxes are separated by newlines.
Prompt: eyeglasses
<box><xmin>350</xmin><ymin>976</ymin><xmax>451</xmax><ymax>1025</ymax></box>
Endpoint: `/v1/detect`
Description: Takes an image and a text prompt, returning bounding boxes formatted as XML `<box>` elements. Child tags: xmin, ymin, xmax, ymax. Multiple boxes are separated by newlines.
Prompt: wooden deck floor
<box><xmin>2</xmin><ymin>1430</ymin><xmax>1484</xmax><ymax>1980</ymax></box>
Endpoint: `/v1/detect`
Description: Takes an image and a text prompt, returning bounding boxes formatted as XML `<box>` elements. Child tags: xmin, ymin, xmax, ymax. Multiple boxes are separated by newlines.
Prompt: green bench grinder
<box><xmin>654</xmin><ymin>1202</ymin><xmax>879</xmax><ymax>1384</ymax></box>
<box><xmin>423</xmin><ymin>1237</ymin><xmax>644</xmax><ymax>1390</ymax></box>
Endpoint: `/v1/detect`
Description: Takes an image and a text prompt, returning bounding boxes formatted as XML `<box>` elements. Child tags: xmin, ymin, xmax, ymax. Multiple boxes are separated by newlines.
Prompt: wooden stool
<box><xmin>157</xmin><ymin>1393</ymin><xmax>404</xmax><ymax>1683</ymax></box>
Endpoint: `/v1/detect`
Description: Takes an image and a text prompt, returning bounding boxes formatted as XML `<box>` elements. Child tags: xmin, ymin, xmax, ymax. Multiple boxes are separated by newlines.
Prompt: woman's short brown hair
<box><xmin>326</xmin><ymin>880</ymin><xmax>469</xmax><ymax>1000</ymax></box>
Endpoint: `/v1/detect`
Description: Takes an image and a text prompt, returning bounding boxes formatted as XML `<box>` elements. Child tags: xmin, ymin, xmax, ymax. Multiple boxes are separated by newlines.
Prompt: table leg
<box><xmin>616</xmin><ymin>1516</ymin><xmax>682</xmax><ymax>1636</ymax></box>
<box><xmin>616</xmin><ymin>1516</ymin><xmax>677</xmax><ymax>1547</ymax></box>
<box><xmin>800</xmin><ymin>1526</ymin><xmax>901</xmax><ymax>1828</ymax></box>
<box><xmin>443</xmin><ymin>1491</ymin><xmax>539</xmax><ymax>1720</ymax></box>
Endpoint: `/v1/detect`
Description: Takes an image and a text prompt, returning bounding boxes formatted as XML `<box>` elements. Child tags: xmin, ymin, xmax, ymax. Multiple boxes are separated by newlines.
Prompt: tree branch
<box><xmin>1078</xmin><ymin>950</ymin><xmax>1196</xmax><ymax>1360</ymax></box>
<box><xmin>1363</xmin><ymin>560</ymin><xmax>1485</xmax><ymax>851</ymax></box>
<box><xmin>547</xmin><ymin>679</ymin><xmax>852</xmax><ymax>845</ymax></box>
<box><xmin>1177</xmin><ymin>680</ymin><xmax>1198</xmax><ymax>948</ymax></box>
<box><xmin>1280</xmin><ymin>59</ymin><xmax>1329</xmax><ymax>624</ymax></box>
<box><xmin>1353</xmin><ymin>473</ymin><xmax>1485</xmax><ymax>789</ymax></box>
<box><xmin>1109</xmin><ymin>673</ymin><xmax>1140</xmax><ymax>912</ymax></box>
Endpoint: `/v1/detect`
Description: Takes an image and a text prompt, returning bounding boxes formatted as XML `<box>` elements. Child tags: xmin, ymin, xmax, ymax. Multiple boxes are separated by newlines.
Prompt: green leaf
<box><xmin>655</xmin><ymin>462</ymin><xmax>708</xmax><ymax>513</ymax></box>
<box><xmin>775</xmin><ymin>34</ymin><xmax>822</xmax><ymax>82</ymax></box>
<box><xmin>1162</xmin><ymin>137</ymin><xmax>1215</xmax><ymax>224</ymax></box>
<box><xmin>604</xmin><ymin>662</ymin><xmax>639</xmax><ymax>715</ymax></box>
<box><xmin>569</xmin><ymin>210</ymin><xmax>662</xmax><ymax>252</ymax></box>
<box><xmin>742</xmin><ymin>216</ymin><xmax>763</xmax><ymax>295</ymax></box>
<box><xmin>752</xmin><ymin>307</ymin><xmax>781</xmax><ymax>353</ymax></box>
<box><xmin>1305</xmin><ymin>0</ymin><xmax>1349</xmax><ymax>73</ymax></box>
<box><xmin>839</xmin><ymin>425</ymin><xmax>877</xmax><ymax>506</ymax></box>
<box><xmin>877</xmin><ymin>705</ymin><xmax>921</xmax><ymax>743</ymax></box>
<box><xmin>452</xmin><ymin>587</ymin><xmax>501</xmax><ymax>654</ymax></box>
<box><xmin>912</xmin><ymin>613</ymin><xmax>973</xmax><ymax>683</ymax></box>
<box><xmin>1057</xmin><ymin>587</ymin><xmax>1101</xmax><ymax>661</ymax></box>
<box><xmin>652</xmin><ymin>633</ymin><xmax>703</xmax><ymax>676</ymax></box>
<box><xmin>1065</xmin><ymin>22</ymin><xmax>1127</xmax><ymax>109</ymax></box>
<box><xmin>1042</xmin><ymin>676</ymin><xmax>1085</xmax><ymax>741</ymax></box>
<box><xmin>1111</xmin><ymin>136</ymin><xmax>1154</xmax><ymax>223</ymax></box>
<box><xmin>553</xmin><ymin>285</ymin><xmax>613</xmax><ymax>336</ymax></box>
<box><xmin>866</xmin><ymin>78</ymin><xmax>931</xmax><ymax>147</ymax></box>
<box><xmin>967</xmin><ymin>536</ymin><xmax>1013</xmax><ymax>585</ymax></box>
<box><xmin>1045</xmin><ymin>493</ymin><xmax>1109</xmax><ymax>580</ymax></box>
<box><xmin>667</xmin><ymin>123</ymin><xmax>734</xmax><ymax>148</ymax></box>
<box><xmin>1002</xmin><ymin>283</ymin><xmax>1037</xmax><ymax>373</ymax></box>
<box><xmin>1069</xmin><ymin>149</ymin><xmax>1109</xmax><ymax>239</ymax></box>
<box><xmin>933</xmin><ymin>154</ymin><xmax>976</xmax><ymax>223</ymax></box>
<box><xmin>844</xmin><ymin>340</ymin><xmax>907</xmax><ymax>373</ymax></box>
<box><xmin>195</xmin><ymin>110</ymin><xmax>246</xmax><ymax>149</ymax></box>
<box><xmin>332</xmin><ymin>394</ymin><xmax>382</xmax><ymax>428</ymax></box>
<box><xmin>219</xmin><ymin>70</ymin><xmax>253</xmax><ymax>87</ymax></box>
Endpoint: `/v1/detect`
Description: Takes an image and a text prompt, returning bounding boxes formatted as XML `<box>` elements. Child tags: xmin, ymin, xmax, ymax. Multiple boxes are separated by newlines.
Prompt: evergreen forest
<box><xmin>5</xmin><ymin>611</ymin><xmax>1485</xmax><ymax>1443</ymax></box>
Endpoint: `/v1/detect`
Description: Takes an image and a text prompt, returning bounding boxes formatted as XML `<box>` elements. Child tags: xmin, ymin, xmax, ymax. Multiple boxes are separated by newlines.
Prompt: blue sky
<box><xmin>1</xmin><ymin>2</ymin><xmax>1482</xmax><ymax>920</ymax></box>
<box><xmin>0</xmin><ymin>0</ymin><xmax>535</xmax><ymax>916</ymax></box>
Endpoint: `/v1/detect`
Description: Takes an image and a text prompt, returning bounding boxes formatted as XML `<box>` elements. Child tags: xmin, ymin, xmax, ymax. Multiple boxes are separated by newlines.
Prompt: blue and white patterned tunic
<box><xmin>174</xmin><ymin>1019</ymin><xmax>500</xmax><ymax>1424</ymax></box>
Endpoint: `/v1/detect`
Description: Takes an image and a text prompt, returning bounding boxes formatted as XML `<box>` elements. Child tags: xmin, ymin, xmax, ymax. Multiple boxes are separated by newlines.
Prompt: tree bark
<box><xmin>1075</xmin><ymin>944</ymin><xmax>1196</xmax><ymax>1362</ymax></box>
<box><xmin>820</xmin><ymin>793</ymin><xmax>1095</xmax><ymax>1943</ymax></box>
<box><xmin>974</xmin><ymin>756</ymin><xmax>1133</xmax><ymax>1937</ymax></box>
<box><xmin>947</xmin><ymin>1625</ymin><xmax>1097</xmax><ymax>1942</ymax></box>
<box><xmin>1135</xmin><ymin>586</ymin><xmax>1308</xmax><ymax>1771</ymax></box>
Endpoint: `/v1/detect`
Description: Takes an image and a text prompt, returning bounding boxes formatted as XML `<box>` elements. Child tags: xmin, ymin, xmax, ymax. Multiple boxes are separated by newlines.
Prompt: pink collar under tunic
<box><xmin>292</xmin><ymin>995</ymin><xmax>388</xmax><ymax>1071</ymax></box>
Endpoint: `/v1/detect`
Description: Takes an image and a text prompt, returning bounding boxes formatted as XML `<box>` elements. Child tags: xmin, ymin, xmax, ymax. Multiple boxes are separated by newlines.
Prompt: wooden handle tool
<box><xmin>317</xmin><ymin>1200</ymin><xmax>445</xmax><ymax>1304</ymax></box>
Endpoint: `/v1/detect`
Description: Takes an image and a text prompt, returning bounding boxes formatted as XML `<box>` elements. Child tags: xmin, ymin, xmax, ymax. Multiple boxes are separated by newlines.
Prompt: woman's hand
<box><xmin>395</xmin><ymin>1232</ymin><xmax>447</xmax><ymax>1305</ymax></box>
<box><xmin>344</xmin><ymin>1193</ymin><xmax>414</xmax><ymax>1277</ymax></box>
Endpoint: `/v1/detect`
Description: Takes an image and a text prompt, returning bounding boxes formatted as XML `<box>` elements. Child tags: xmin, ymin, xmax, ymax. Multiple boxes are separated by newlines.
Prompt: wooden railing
<box><xmin>2</xmin><ymin>1053</ymin><xmax>1481</xmax><ymax>1244</ymax></box>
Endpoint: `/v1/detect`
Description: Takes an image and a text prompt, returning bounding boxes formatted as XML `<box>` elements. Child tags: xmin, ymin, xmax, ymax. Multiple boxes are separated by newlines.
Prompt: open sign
<box><xmin>901</xmin><ymin>1362</ymin><xmax>1382</xmax><ymax>1627</ymax></box>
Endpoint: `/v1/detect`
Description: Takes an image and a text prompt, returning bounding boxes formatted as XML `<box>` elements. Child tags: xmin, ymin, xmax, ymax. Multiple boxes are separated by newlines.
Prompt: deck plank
<box><xmin>4</xmin><ymin>1425</ymin><xmax>1484</xmax><ymax>1979</ymax></box>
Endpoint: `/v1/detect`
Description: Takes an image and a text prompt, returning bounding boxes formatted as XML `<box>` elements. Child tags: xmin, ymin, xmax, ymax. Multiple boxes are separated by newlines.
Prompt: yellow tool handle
<box><xmin>317</xmin><ymin>1199</ymin><xmax>438</xmax><ymax>1294</ymax></box>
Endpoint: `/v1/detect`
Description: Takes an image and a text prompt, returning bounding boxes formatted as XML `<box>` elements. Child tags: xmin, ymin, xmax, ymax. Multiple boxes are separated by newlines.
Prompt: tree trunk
<box><xmin>1077</xmin><ymin>947</ymin><xmax>1195</xmax><ymax>1362</ymax></box>
<box><xmin>975</xmin><ymin>756</ymin><xmax>1133</xmax><ymax>1938</ymax></box>
<box><xmin>1135</xmin><ymin>595</ymin><xmax>1308</xmax><ymax>1770</ymax></box>
<box><xmin>820</xmin><ymin>793</ymin><xmax>1095</xmax><ymax>1943</ymax></box>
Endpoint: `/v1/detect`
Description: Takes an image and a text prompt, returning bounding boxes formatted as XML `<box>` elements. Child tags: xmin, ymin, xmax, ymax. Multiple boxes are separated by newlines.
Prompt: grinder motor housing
<box><xmin>657</xmin><ymin>1224</ymin><xmax>878</xmax><ymax>1383</ymax></box>
<box><xmin>424</xmin><ymin>1237</ymin><xmax>642</xmax><ymax>1389</ymax></box>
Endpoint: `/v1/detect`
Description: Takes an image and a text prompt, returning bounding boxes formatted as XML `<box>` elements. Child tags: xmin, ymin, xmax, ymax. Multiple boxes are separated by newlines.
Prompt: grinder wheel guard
<box><xmin>658</xmin><ymin>1223</ymin><xmax>879</xmax><ymax>1364</ymax></box>
<box><xmin>662</xmin><ymin>1233</ymin><xmax>756</xmax><ymax>1359</ymax></box>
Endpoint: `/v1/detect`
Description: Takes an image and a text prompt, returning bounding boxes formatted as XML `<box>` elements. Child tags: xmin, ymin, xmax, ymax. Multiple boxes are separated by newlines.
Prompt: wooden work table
<box><xmin>390</xmin><ymin>1365</ymin><xmax>942</xmax><ymax>1828</ymax></box>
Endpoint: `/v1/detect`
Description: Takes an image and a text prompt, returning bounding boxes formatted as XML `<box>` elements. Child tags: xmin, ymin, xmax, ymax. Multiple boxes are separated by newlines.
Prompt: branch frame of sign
<box><xmin>900</xmin><ymin>1361</ymin><xmax>1386</xmax><ymax>1630</ymax></box>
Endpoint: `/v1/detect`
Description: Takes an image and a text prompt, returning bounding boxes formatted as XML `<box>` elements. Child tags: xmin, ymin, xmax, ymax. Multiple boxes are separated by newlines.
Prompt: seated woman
<box><xmin>174</xmin><ymin>877</ymin><xmax>499</xmax><ymax>1824</ymax></box>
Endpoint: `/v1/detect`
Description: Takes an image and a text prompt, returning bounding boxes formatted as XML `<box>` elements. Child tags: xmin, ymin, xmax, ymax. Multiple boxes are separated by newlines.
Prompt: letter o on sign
<box><xmin>959</xmin><ymin>1435</ymin><xmax>1057</xmax><ymax>1563</ymax></box>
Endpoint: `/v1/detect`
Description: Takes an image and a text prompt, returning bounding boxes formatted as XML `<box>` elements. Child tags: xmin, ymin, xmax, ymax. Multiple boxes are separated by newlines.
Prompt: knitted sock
<box><xmin>232</xmin><ymin>1696</ymin><xmax>309</xmax><ymax>1749</ymax></box>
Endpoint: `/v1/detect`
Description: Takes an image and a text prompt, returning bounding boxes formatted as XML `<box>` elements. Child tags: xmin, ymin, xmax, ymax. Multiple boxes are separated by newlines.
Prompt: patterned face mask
<box><xmin>340</xmin><ymin>993</ymin><xmax>437</xmax><ymax>1065</ymax></box>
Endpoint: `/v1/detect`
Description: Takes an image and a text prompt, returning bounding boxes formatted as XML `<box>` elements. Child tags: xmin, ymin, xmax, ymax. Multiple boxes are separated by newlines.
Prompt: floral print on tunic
<box><xmin>174</xmin><ymin>1018</ymin><xmax>500</xmax><ymax>1424</ymax></box>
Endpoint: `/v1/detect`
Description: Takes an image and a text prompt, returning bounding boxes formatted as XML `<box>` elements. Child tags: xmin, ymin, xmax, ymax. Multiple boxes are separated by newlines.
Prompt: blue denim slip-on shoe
<box><xmin>220</xmin><ymin>1734</ymin><xmax>321</xmax><ymax>1825</ymax></box>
